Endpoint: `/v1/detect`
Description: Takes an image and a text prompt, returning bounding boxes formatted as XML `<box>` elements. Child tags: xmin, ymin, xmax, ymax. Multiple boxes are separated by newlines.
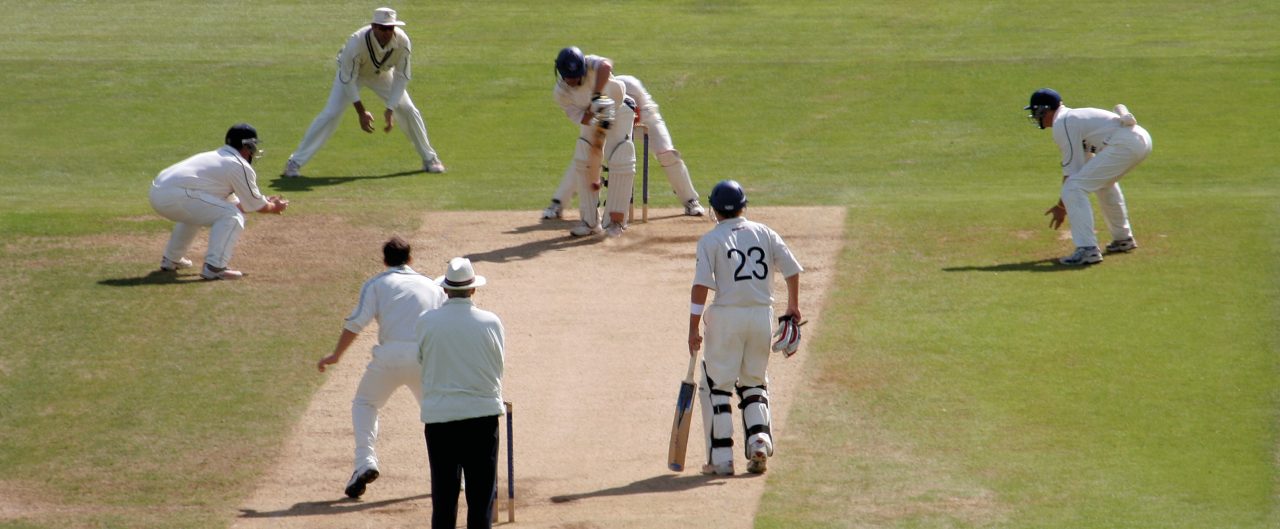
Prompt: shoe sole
<box><xmin>747</xmin><ymin>451</ymin><xmax>768</xmax><ymax>474</ymax></box>
<box><xmin>344</xmin><ymin>468</ymin><xmax>379</xmax><ymax>498</ymax></box>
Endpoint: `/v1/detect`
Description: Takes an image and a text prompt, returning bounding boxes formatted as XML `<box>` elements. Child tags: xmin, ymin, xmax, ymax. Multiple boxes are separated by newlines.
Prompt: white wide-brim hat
<box><xmin>438</xmin><ymin>257</ymin><xmax>487</xmax><ymax>290</ymax></box>
<box><xmin>372</xmin><ymin>7</ymin><xmax>407</xmax><ymax>26</ymax></box>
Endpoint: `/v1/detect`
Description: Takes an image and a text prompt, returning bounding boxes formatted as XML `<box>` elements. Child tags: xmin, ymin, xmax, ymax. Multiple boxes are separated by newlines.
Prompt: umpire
<box><xmin>415</xmin><ymin>257</ymin><xmax>506</xmax><ymax>529</ymax></box>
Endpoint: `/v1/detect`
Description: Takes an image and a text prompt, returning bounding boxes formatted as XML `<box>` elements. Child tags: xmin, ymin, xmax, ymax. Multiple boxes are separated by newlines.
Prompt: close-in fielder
<box><xmin>316</xmin><ymin>236</ymin><xmax>446</xmax><ymax>499</ymax></box>
<box><xmin>1026</xmin><ymin>88</ymin><xmax>1153</xmax><ymax>265</ymax></box>
<box><xmin>283</xmin><ymin>7</ymin><xmax>445</xmax><ymax>178</ymax></box>
<box><xmin>542</xmin><ymin>74</ymin><xmax>705</xmax><ymax>220</ymax></box>
<box><xmin>148</xmin><ymin>123</ymin><xmax>288</xmax><ymax>280</ymax></box>
<box><xmin>550</xmin><ymin>47</ymin><xmax>637</xmax><ymax>238</ymax></box>
<box><xmin>688</xmin><ymin>180</ymin><xmax>802</xmax><ymax>475</ymax></box>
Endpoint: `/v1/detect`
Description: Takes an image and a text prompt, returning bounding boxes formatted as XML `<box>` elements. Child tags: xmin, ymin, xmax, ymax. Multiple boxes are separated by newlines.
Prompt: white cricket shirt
<box><xmin>416</xmin><ymin>298</ymin><xmax>506</xmax><ymax>424</ymax></box>
<box><xmin>336</xmin><ymin>25</ymin><xmax>413</xmax><ymax>108</ymax></box>
<box><xmin>343</xmin><ymin>265</ymin><xmax>446</xmax><ymax>348</ymax></box>
<box><xmin>693</xmin><ymin>217</ymin><xmax>803</xmax><ymax>307</ymax></box>
<box><xmin>151</xmin><ymin>146</ymin><xmax>269</xmax><ymax>213</ymax></box>
<box><xmin>1051</xmin><ymin>105</ymin><xmax>1131</xmax><ymax>177</ymax></box>
<box><xmin>553</xmin><ymin>54</ymin><xmax>623</xmax><ymax>125</ymax></box>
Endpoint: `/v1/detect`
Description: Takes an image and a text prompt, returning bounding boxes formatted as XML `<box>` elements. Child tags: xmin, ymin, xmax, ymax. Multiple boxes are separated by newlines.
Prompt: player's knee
<box><xmin>656</xmin><ymin>149</ymin><xmax>682</xmax><ymax>168</ymax></box>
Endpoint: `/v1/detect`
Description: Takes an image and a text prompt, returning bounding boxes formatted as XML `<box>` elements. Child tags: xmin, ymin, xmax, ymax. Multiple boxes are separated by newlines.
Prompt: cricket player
<box><xmin>283</xmin><ymin>7</ymin><xmax>445</xmax><ymax>178</ymax></box>
<box><xmin>688</xmin><ymin>180</ymin><xmax>803</xmax><ymax>475</ymax></box>
<box><xmin>316</xmin><ymin>236</ymin><xmax>446</xmax><ymax>499</ymax></box>
<box><xmin>1026</xmin><ymin>88</ymin><xmax>1153</xmax><ymax>265</ymax></box>
<box><xmin>551</xmin><ymin>47</ymin><xmax>637</xmax><ymax>238</ymax></box>
<box><xmin>542</xmin><ymin>74</ymin><xmax>705</xmax><ymax>220</ymax></box>
<box><xmin>148</xmin><ymin>123</ymin><xmax>288</xmax><ymax>280</ymax></box>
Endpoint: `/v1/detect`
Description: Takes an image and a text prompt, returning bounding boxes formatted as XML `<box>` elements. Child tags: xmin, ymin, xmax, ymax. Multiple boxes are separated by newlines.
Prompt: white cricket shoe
<box><xmin>570</xmin><ymin>222</ymin><xmax>603</xmax><ymax>237</ymax></box>
<box><xmin>684</xmin><ymin>199</ymin><xmax>706</xmax><ymax>217</ymax></box>
<box><xmin>746</xmin><ymin>439</ymin><xmax>769</xmax><ymax>474</ymax></box>
<box><xmin>282</xmin><ymin>158</ymin><xmax>301</xmax><ymax>178</ymax></box>
<box><xmin>160</xmin><ymin>256</ymin><xmax>193</xmax><ymax>272</ymax></box>
<box><xmin>424</xmin><ymin>158</ymin><xmax>447</xmax><ymax>174</ymax></box>
<box><xmin>1105</xmin><ymin>238</ymin><xmax>1138</xmax><ymax>253</ymax></box>
<box><xmin>200</xmin><ymin>263</ymin><xmax>244</xmax><ymax>281</ymax></box>
<box><xmin>700</xmin><ymin>462</ymin><xmax>735</xmax><ymax>476</ymax></box>
<box><xmin>344</xmin><ymin>466</ymin><xmax>380</xmax><ymax>499</ymax></box>
<box><xmin>605</xmin><ymin>223</ymin><xmax>625</xmax><ymax>238</ymax></box>
<box><xmin>1059</xmin><ymin>246</ymin><xmax>1103</xmax><ymax>266</ymax></box>
<box><xmin>541</xmin><ymin>200</ymin><xmax>563</xmax><ymax>220</ymax></box>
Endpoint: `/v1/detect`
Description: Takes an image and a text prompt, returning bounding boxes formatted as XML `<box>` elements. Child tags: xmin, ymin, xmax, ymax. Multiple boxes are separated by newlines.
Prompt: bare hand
<box><xmin>1045</xmin><ymin>204</ymin><xmax>1066</xmax><ymax>229</ymax></box>
<box><xmin>688</xmin><ymin>332</ymin><xmax>702</xmax><ymax>356</ymax></box>
<box><xmin>272</xmin><ymin>196</ymin><xmax>289</xmax><ymax>215</ymax></box>
<box><xmin>359</xmin><ymin>111</ymin><xmax>376</xmax><ymax>133</ymax></box>
<box><xmin>590</xmin><ymin>180</ymin><xmax>602</xmax><ymax>191</ymax></box>
<box><xmin>785</xmin><ymin>307</ymin><xmax>802</xmax><ymax>323</ymax></box>
<box><xmin>317</xmin><ymin>354</ymin><xmax>340</xmax><ymax>372</ymax></box>
<box><xmin>383</xmin><ymin>109</ymin><xmax>395</xmax><ymax>133</ymax></box>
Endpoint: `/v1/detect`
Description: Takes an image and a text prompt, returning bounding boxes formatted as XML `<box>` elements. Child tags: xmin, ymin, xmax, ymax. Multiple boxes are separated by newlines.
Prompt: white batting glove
<box><xmin>590</xmin><ymin>94</ymin><xmax>614</xmax><ymax>116</ymax></box>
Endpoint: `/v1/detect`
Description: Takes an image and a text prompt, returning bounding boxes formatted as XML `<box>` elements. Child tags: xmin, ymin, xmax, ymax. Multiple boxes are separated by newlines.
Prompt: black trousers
<box><xmin>424</xmin><ymin>415</ymin><xmax>498</xmax><ymax>529</ymax></box>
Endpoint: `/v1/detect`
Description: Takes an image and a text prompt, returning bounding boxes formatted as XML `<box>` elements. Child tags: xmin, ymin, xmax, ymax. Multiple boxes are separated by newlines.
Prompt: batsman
<box><xmin>552</xmin><ymin>46</ymin><xmax>637</xmax><ymax>238</ymax></box>
<box><xmin>687</xmin><ymin>180</ymin><xmax>803</xmax><ymax>475</ymax></box>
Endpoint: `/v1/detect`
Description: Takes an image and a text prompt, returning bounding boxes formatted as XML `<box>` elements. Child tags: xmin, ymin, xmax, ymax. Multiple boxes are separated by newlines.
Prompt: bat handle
<box><xmin>684</xmin><ymin>351</ymin><xmax>699</xmax><ymax>382</ymax></box>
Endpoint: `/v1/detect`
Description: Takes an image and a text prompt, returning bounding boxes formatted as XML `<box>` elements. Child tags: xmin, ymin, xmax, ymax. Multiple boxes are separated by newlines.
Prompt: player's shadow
<box><xmin>464</xmin><ymin>224</ymin><xmax>606</xmax><ymax>263</ymax></box>
<box><xmin>548</xmin><ymin>473</ymin><xmax>729</xmax><ymax>504</ymax></box>
<box><xmin>98</xmin><ymin>270</ymin><xmax>206</xmax><ymax>287</ymax></box>
<box><xmin>237</xmin><ymin>493</ymin><xmax>431</xmax><ymax>518</ymax></box>
<box><xmin>267</xmin><ymin>170</ymin><xmax>426</xmax><ymax>192</ymax></box>
<box><xmin>941</xmin><ymin>258</ymin><xmax>1090</xmax><ymax>273</ymax></box>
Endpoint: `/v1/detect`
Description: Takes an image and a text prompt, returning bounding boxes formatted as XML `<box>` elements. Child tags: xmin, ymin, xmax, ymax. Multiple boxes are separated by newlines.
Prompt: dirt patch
<box><xmin>227</xmin><ymin>207</ymin><xmax>845</xmax><ymax>528</ymax></box>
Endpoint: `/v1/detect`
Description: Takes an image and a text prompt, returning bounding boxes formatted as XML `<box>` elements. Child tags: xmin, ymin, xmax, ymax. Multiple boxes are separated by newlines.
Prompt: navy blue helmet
<box><xmin>709</xmin><ymin>180</ymin><xmax>748</xmax><ymax>215</ymax></box>
<box><xmin>225</xmin><ymin>123</ymin><xmax>259</xmax><ymax>149</ymax></box>
<box><xmin>1025</xmin><ymin>88</ymin><xmax>1062</xmax><ymax>129</ymax></box>
<box><xmin>555</xmin><ymin>46</ymin><xmax>586</xmax><ymax>79</ymax></box>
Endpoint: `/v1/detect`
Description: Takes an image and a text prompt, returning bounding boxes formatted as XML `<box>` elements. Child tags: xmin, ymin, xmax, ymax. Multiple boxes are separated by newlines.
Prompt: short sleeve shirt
<box><xmin>693</xmin><ymin>217</ymin><xmax>803</xmax><ymax>307</ymax></box>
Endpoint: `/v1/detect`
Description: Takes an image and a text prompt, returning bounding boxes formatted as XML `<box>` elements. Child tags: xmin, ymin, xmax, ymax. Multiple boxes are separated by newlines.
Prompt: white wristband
<box><xmin>690</xmin><ymin>303</ymin><xmax>704</xmax><ymax>316</ymax></box>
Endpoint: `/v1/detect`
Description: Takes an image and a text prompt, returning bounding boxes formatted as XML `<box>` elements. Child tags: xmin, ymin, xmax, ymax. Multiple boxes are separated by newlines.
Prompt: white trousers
<box><xmin>551</xmin><ymin>106</ymin><xmax>698</xmax><ymax>206</ymax></box>
<box><xmin>352</xmin><ymin>343</ymin><xmax>423</xmax><ymax>472</ymax></box>
<box><xmin>148</xmin><ymin>186</ymin><xmax>244</xmax><ymax>268</ymax></box>
<box><xmin>1062</xmin><ymin>126</ymin><xmax>1152</xmax><ymax>248</ymax></box>
<box><xmin>701</xmin><ymin>305</ymin><xmax>773</xmax><ymax>390</ymax></box>
<box><xmin>290</xmin><ymin>72</ymin><xmax>438</xmax><ymax>167</ymax></box>
<box><xmin>571</xmin><ymin>103</ymin><xmax>636</xmax><ymax>227</ymax></box>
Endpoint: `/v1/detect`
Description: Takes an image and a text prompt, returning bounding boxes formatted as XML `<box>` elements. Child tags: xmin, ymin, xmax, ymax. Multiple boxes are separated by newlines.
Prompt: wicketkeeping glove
<box><xmin>771</xmin><ymin>315</ymin><xmax>802</xmax><ymax>357</ymax></box>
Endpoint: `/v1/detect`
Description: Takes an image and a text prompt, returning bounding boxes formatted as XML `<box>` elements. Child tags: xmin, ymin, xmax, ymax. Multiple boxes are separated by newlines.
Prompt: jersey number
<box><xmin>729</xmin><ymin>247</ymin><xmax>768</xmax><ymax>281</ymax></box>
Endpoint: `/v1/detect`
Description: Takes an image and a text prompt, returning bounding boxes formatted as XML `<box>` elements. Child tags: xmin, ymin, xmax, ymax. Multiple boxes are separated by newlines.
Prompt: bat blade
<box><xmin>667</xmin><ymin>354</ymin><xmax>699</xmax><ymax>472</ymax></box>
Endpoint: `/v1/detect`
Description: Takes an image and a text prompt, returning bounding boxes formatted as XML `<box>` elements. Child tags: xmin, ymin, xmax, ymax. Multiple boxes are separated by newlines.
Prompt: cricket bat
<box><xmin>667</xmin><ymin>352</ymin><xmax>699</xmax><ymax>472</ymax></box>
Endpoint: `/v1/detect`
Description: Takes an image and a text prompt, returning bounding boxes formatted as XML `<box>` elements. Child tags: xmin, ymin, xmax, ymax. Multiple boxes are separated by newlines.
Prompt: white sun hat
<box><xmin>372</xmin><ymin>7</ymin><xmax>407</xmax><ymax>27</ymax></box>
<box><xmin>438</xmin><ymin>257</ymin><xmax>487</xmax><ymax>290</ymax></box>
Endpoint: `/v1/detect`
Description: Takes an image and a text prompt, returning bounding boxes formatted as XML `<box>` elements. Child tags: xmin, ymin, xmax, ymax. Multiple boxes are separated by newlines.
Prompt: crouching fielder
<box><xmin>688</xmin><ymin>180</ymin><xmax>802</xmax><ymax>475</ymax></box>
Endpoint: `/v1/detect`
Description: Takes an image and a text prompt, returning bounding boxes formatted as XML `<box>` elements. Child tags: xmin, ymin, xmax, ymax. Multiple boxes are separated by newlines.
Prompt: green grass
<box><xmin>0</xmin><ymin>1</ymin><xmax>1276</xmax><ymax>528</ymax></box>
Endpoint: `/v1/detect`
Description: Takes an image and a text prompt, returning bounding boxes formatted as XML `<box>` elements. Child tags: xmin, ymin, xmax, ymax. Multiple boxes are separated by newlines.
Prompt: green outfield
<box><xmin>1</xmin><ymin>1</ymin><xmax>1276</xmax><ymax>528</ymax></box>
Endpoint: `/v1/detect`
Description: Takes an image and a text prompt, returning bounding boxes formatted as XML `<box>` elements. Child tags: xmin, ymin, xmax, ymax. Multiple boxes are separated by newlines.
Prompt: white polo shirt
<box><xmin>343</xmin><ymin>266</ymin><xmax>446</xmax><ymax>353</ymax></box>
<box><xmin>151</xmin><ymin>146</ymin><xmax>269</xmax><ymax>212</ymax></box>
<box><xmin>416</xmin><ymin>298</ymin><xmax>506</xmax><ymax>424</ymax></box>
<box><xmin>693</xmin><ymin>216</ymin><xmax>803</xmax><ymax>308</ymax></box>
<box><xmin>1051</xmin><ymin>105</ymin><xmax>1130</xmax><ymax>177</ymax></box>
<box><xmin>553</xmin><ymin>54</ymin><xmax>619</xmax><ymax>125</ymax></box>
<box><xmin>336</xmin><ymin>25</ymin><xmax>413</xmax><ymax>107</ymax></box>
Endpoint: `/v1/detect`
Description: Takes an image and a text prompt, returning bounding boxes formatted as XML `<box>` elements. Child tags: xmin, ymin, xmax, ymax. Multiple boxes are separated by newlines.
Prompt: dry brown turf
<box><xmin>230</xmin><ymin>207</ymin><xmax>845</xmax><ymax>528</ymax></box>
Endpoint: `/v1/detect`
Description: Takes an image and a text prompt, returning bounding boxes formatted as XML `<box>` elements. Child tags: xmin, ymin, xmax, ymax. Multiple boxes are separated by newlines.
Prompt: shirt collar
<box><xmin>444</xmin><ymin>297</ymin><xmax>475</xmax><ymax>307</ymax></box>
<box><xmin>218</xmin><ymin>145</ymin><xmax>249</xmax><ymax>164</ymax></box>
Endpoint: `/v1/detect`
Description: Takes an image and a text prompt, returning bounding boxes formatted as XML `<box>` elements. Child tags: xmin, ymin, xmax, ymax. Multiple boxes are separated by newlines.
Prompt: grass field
<box><xmin>1</xmin><ymin>1</ymin><xmax>1276</xmax><ymax>528</ymax></box>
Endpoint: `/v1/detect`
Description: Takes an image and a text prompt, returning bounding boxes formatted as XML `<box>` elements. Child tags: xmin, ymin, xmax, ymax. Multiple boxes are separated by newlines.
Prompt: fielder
<box><xmin>317</xmin><ymin>236</ymin><xmax>446</xmax><ymax>499</ymax></box>
<box><xmin>688</xmin><ymin>180</ymin><xmax>803</xmax><ymax>475</ymax></box>
<box><xmin>282</xmin><ymin>7</ymin><xmax>445</xmax><ymax>178</ymax></box>
<box><xmin>551</xmin><ymin>47</ymin><xmax>637</xmax><ymax>238</ymax></box>
<box><xmin>148</xmin><ymin>123</ymin><xmax>288</xmax><ymax>281</ymax></box>
<box><xmin>1026</xmin><ymin>88</ymin><xmax>1153</xmax><ymax>265</ymax></box>
<box><xmin>542</xmin><ymin>74</ymin><xmax>705</xmax><ymax>220</ymax></box>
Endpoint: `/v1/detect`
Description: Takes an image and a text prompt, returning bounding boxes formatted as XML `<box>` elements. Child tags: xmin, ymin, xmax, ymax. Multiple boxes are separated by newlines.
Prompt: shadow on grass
<box><xmin>942</xmin><ymin>258</ymin><xmax>1092</xmax><ymax>273</ymax></box>
<box><xmin>267</xmin><ymin>170</ymin><xmax>427</xmax><ymax>192</ymax></box>
<box><xmin>98</xmin><ymin>270</ymin><xmax>207</xmax><ymax>286</ymax></box>
<box><xmin>464</xmin><ymin>223</ymin><xmax>605</xmax><ymax>263</ymax></box>
<box><xmin>549</xmin><ymin>473</ymin><xmax>732</xmax><ymax>504</ymax></box>
<box><xmin>237</xmin><ymin>493</ymin><xmax>431</xmax><ymax>518</ymax></box>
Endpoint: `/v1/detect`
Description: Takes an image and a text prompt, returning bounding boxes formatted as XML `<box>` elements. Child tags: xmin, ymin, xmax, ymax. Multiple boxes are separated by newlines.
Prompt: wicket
<box><xmin>494</xmin><ymin>400</ymin><xmax>515</xmax><ymax>523</ymax></box>
<box><xmin>630</xmin><ymin>125</ymin><xmax>650</xmax><ymax>223</ymax></box>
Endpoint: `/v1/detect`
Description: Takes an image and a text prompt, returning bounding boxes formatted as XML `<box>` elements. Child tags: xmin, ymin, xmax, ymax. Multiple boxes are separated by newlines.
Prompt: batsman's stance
<box><xmin>688</xmin><ymin>180</ymin><xmax>803</xmax><ymax>475</ymax></box>
<box><xmin>1026</xmin><ymin>88</ymin><xmax>1153</xmax><ymax>265</ymax></box>
<box><xmin>552</xmin><ymin>47</ymin><xmax>637</xmax><ymax>238</ymax></box>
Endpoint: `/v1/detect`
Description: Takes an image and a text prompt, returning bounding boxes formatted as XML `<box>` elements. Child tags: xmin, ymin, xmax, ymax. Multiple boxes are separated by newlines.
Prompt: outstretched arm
<box><xmin>318</xmin><ymin>329</ymin><xmax>360</xmax><ymax>372</ymax></box>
